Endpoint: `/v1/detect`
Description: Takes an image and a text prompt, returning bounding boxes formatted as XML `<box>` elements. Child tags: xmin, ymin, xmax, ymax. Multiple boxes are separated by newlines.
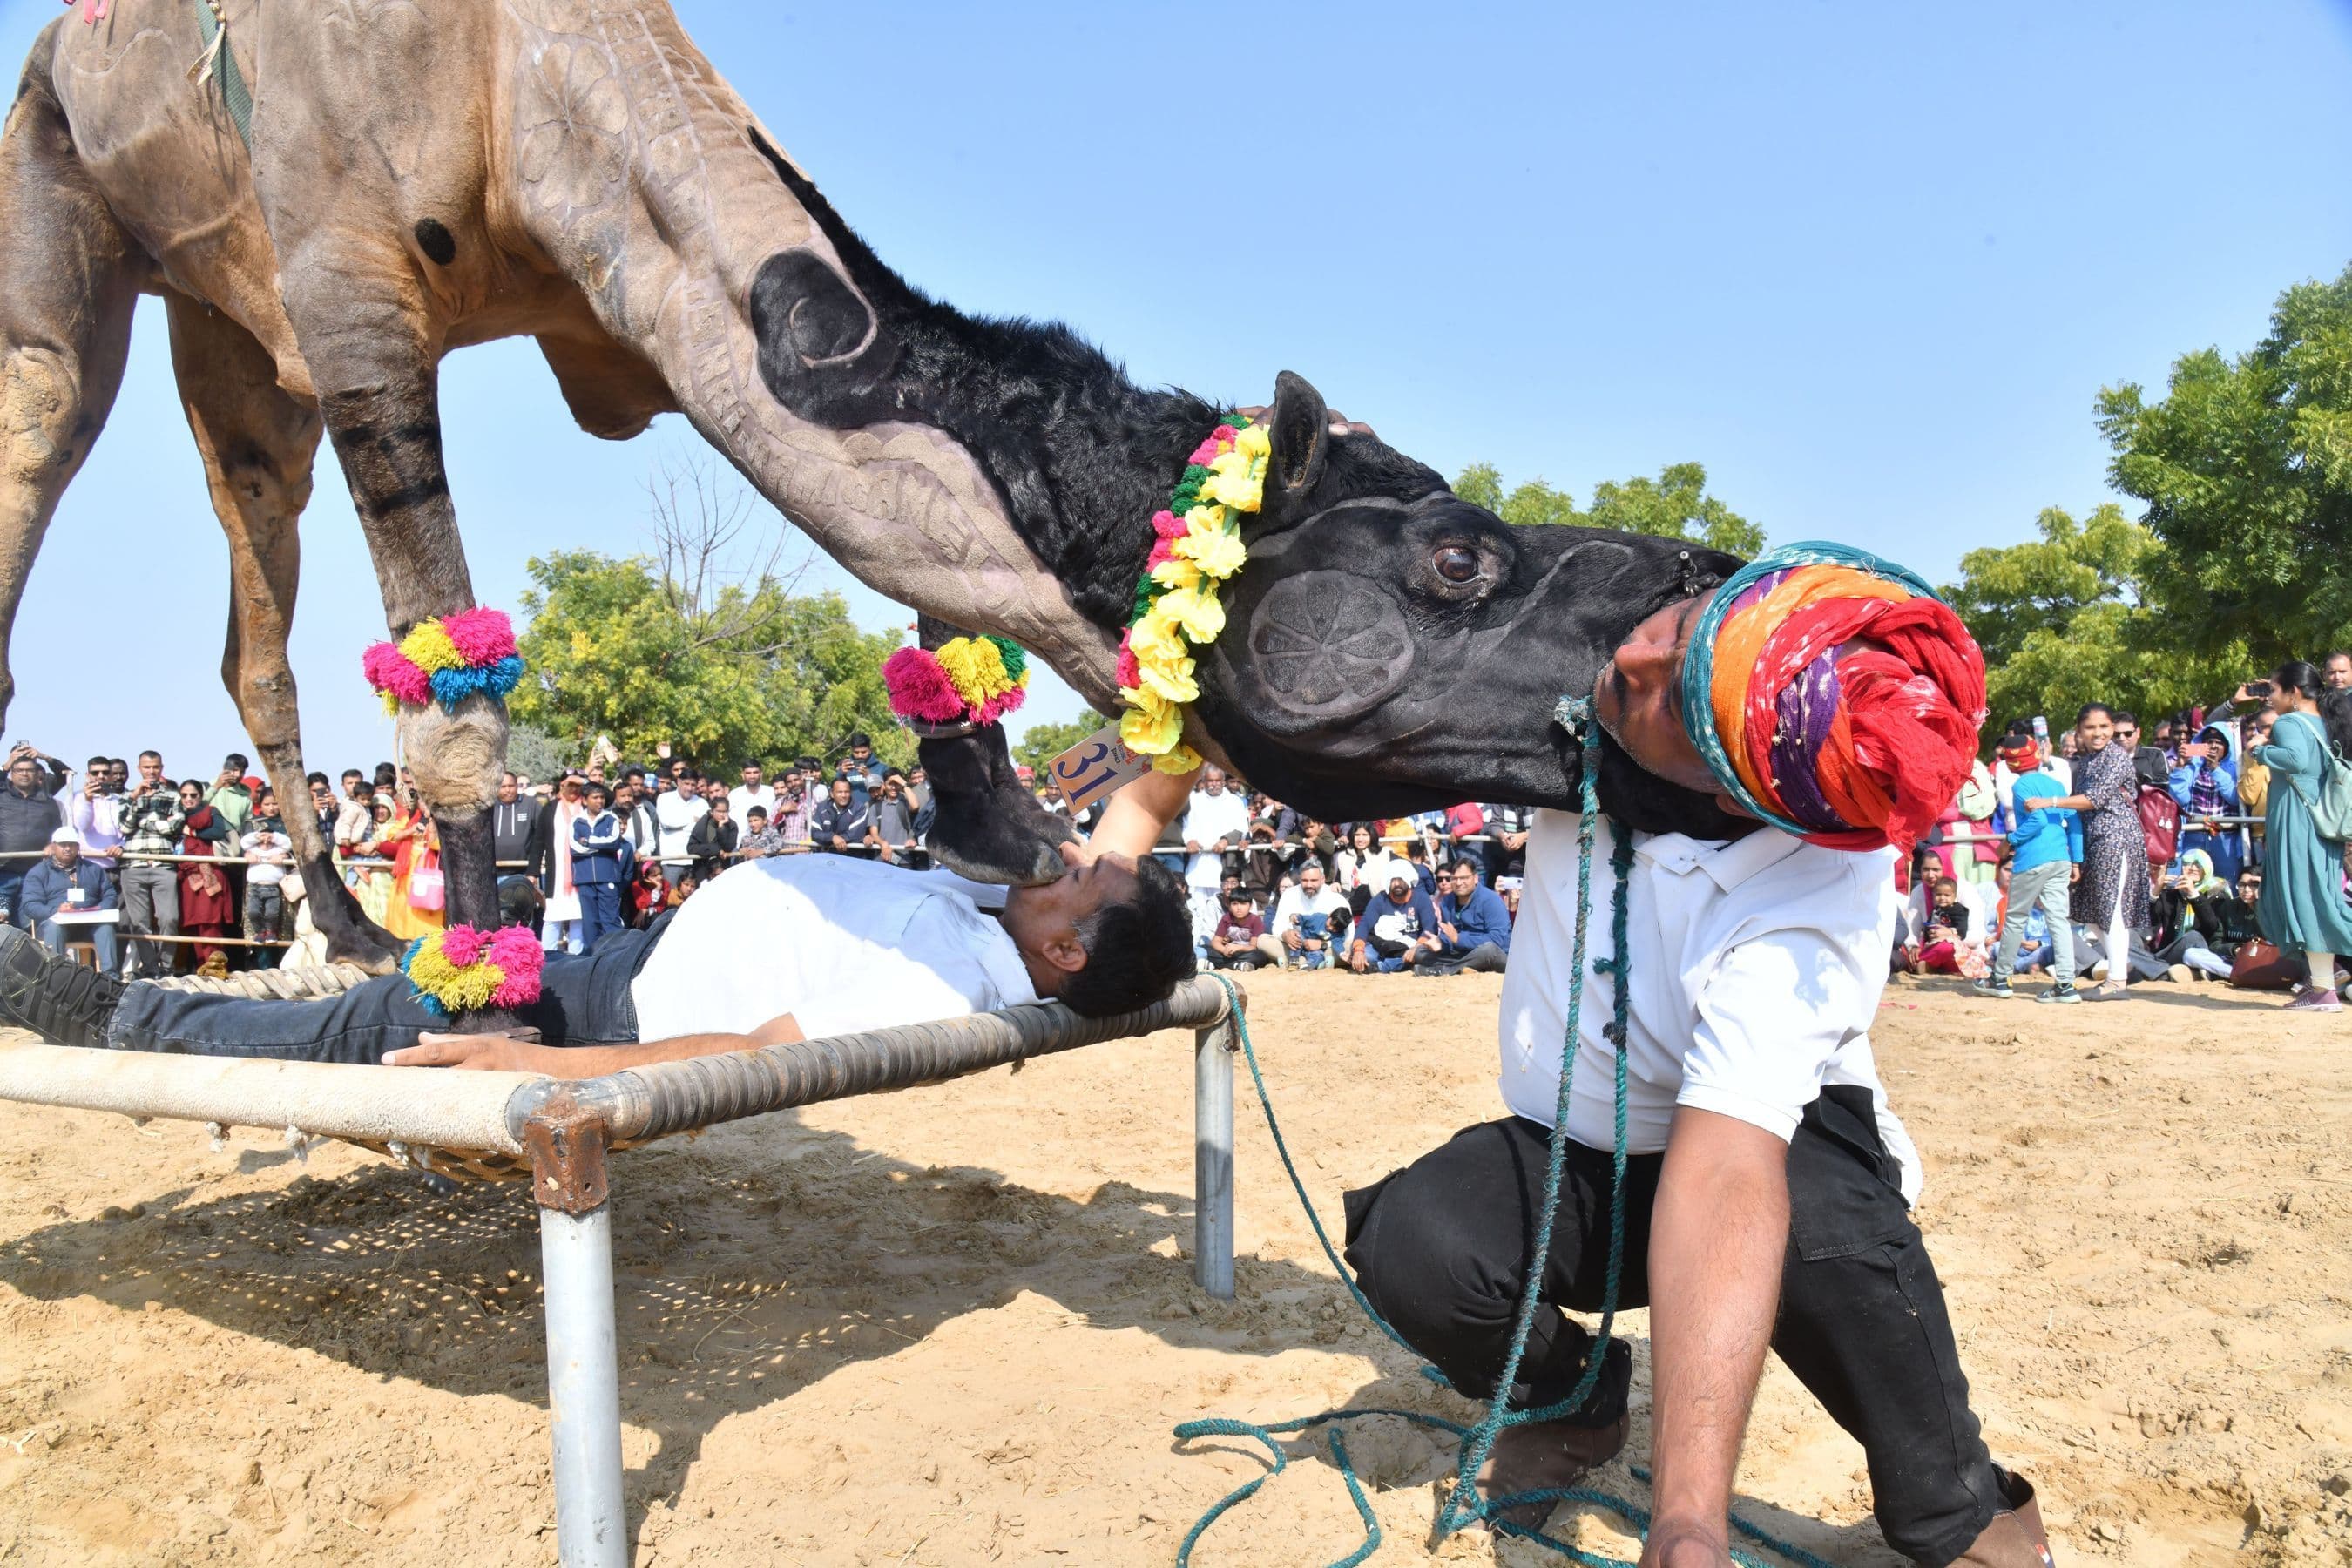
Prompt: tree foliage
<box><xmin>1013</xmin><ymin>712</ymin><xmax>1108</xmax><ymax>775</ymax></box>
<box><xmin>2098</xmin><ymin>263</ymin><xmax>2352</xmax><ymax>666</ymax></box>
<box><xmin>508</xmin><ymin>550</ymin><xmax>911</xmax><ymax>773</ymax></box>
<box><xmin>1455</xmin><ymin>461</ymin><xmax>1764</xmax><ymax>556</ymax></box>
<box><xmin>1941</xmin><ymin>504</ymin><xmax>2248</xmax><ymax>733</ymax></box>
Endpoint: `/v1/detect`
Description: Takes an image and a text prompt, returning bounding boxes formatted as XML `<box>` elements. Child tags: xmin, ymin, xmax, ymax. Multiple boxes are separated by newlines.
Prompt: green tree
<box><xmin>1013</xmin><ymin>712</ymin><xmax>1108</xmax><ymax>774</ymax></box>
<box><xmin>508</xmin><ymin>550</ymin><xmax>909</xmax><ymax>773</ymax></box>
<box><xmin>2098</xmin><ymin>263</ymin><xmax>2352</xmax><ymax>666</ymax></box>
<box><xmin>1940</xmin><ymin>504</ymin><xmax>2249</xmax><ymax>733</ymax></box>
<box><xmin>504</xmin><ymin>723</ymin><xmax>568</xmax><ymax>782</ymax></box>
<box><xmin>1454</xmin><ymin>461</ymin><xmax>1763</xmax><ymax>554</ymax></box>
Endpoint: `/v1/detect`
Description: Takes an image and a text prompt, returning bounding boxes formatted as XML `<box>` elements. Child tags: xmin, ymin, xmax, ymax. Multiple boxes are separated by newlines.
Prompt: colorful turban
<box><xmin>1995</xmin><ymin>735</ymin><xmax>2041</xmax><ymax>773</ymax></box>
<box><xmin>1677</xmin><ymin>541</ymin><xmax>1987</xmax><ymax>855</ymax></box>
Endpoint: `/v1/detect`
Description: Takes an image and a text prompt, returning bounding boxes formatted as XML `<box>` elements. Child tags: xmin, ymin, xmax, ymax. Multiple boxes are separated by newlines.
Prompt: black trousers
<box><xmin>1342</xmin><ymin>1088</ymin><xmax>2001</xmax><ymax>1566</ymax></box>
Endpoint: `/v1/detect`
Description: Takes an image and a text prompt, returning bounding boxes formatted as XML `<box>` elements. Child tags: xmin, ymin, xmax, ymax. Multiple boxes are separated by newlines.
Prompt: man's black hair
<box><xmin>306</xmin><ymin>771</ymin><xmax>330</xmax><ymax>788</ymax></box>
<box><xmin>1445</xmin><ymin>859</ymin><xmax>1483</xmax><ymax>879</ymax></box>
<box><xmin>746</xmin><ymin>805</ymin><xmax>767</xmax><ymax>821</ymax></box>
<box><xmin>499</xmin><ymin>876</ymin><xmax>546</xmax><ymax>930</ymax></box>
<box><xmin>1402</xmin><ymin>838</ymin><xmax>1425</xmax><ymax>860</ymax></box>
<box><xmin>1058</xmin><ymin>854</ymin><xmax>1195</xmax><ymax>1020</ymax></box>
<box><xmin>583</xmin><ymin>781</ymin><xmax>612</xmax><ymax>803</ymax></box>
<box><xmin>2111</xmin><ymin>709</ymin><xmax>2138</xmax><ymax>727</ymax></box>
<box><xmin>848</xmin><ymin>731</ymin><xmax>873</xmax><ymax>749</ymax></box>
<box><xmin>225</xmin><ymin>752</ymin><xmax>249</xmax><ymax>771</ymax></box>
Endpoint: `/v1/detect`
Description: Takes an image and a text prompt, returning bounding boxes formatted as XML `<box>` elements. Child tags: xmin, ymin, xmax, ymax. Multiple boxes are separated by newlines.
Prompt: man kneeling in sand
<box><xmin>0</xmin><ymin>781</ymin><xmax>1193</xmax><ymax>1077</ymax></box>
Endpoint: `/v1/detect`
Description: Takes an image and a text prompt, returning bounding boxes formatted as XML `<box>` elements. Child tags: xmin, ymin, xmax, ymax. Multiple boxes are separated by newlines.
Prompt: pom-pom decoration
<box><xmin>883</xmin><ymin>635</ymin><xmax>1032</xmax><ymax>729</ymax></box>
<box><xmin>401</xmin><ymin>923</ymin><xmax>545</xmax><ymax>1019</ymax></box>
<box><xmin>363</xmin><ymin>608</ymin><xmax>524</xmax><ymax>715</ymax></box>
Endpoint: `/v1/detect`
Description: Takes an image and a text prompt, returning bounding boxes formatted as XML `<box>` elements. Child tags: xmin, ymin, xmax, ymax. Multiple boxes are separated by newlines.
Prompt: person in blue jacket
<box><xmin>21</xmin><ymin>827</ymin><xmax>118</xmax><ymax>972</ymax></box>
<box><xmin>1977</xmin><ymin>734</ymin><xmax>2082</xmax><ymax>1002</ymax></box>
<box><xmin>2167</xmin><ymin>723</ymin><xmax>2242</xmax><ymax>885</ymax></box>
<box><xmin>1417</xmin><ymin>857</ymin><xmax>1512</xmax><ymax>976</ymax></box>
<box><xmin>568</xmin><ymin>781</ymin><xmax>632</xmax><ymax>956</ymax></box>
<box><xmin>1346</xmin><ymin>868</ymin><xmax>1442</xmax><ymax>973</ymax></box>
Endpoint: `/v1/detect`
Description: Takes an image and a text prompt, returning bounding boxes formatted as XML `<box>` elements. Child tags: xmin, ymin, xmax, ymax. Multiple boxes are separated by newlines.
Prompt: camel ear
<box><xmin>1260</xmin><ymin>370</ymin><xmax>1329</xmax><ymax>524</ymax></box>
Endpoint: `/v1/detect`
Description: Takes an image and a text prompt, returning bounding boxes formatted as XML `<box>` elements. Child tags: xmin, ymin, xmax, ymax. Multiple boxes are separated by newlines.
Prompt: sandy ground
<box><xmin>1</xmin><ymin>970</ymin><xmax>2349</xmax><ymax>1566</ymax></box>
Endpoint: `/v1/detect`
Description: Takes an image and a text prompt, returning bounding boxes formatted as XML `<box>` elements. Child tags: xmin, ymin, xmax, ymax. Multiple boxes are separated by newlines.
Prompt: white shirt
<box><xmin>727</xmin><ymin>783</ymin><xmax>778</xmax><ymax>825</ymax></box>
<box><xmin>1498</xmin><ymin>811</ymin><xmax>1922</xmax><ymax>1203</ymax></box>
<box><xmin>1269</xmin><ymin>882</ymin><xmax>1349</xmax><ymax>939</ymax></box>
<box><xmin>630</xmin><ymin>855</ymin><xmax>1035</xmax><ymax>1044</ymax></box>
<box><xmin>653</xmin><ymin>791</ymin><xmax>707</xmax><ymax>863</ymax></box>
<box><xmin>1182</xmin><ymin>788</ymin><xmax>1252</xmax><ymax>889</ymax></box>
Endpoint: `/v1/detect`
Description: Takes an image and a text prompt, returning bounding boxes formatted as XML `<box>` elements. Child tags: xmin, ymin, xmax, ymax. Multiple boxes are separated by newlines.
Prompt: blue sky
<box><xmin>4</xmin><ymin>0</ymin><xmax>2348</xmax><ymax>781</ymax></box>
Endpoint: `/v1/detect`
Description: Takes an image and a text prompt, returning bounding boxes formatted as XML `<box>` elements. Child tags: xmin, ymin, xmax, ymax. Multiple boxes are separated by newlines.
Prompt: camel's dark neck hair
<box><xmin>747</xmin><ymin>130</ymin><xmax>1213</xmax><ymax>629</ymax></box>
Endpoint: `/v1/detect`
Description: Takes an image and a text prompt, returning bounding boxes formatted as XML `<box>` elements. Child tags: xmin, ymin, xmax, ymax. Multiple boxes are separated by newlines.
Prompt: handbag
<box><xmin>2227</xmin><ymin>937</ymin><xmax>2301</xmax><ymax>991</ymax></box>
<box><xmin>408</xmin><ymin>845</ymin><xmax>445</xmax><ymax>912</ymax></box>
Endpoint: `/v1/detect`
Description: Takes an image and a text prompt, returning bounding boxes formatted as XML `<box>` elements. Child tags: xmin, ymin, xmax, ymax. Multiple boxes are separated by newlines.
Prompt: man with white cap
<box><xmin>19</xmin><ymin>827</ymin><xmax>117</xmax><ymax>972</ymax></box>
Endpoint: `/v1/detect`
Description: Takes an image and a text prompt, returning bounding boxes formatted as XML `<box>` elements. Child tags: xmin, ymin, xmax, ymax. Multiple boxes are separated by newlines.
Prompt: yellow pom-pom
<box><xmin>380</xmin><ymin>690</ymin><xmax>402</xmax><ymax>717</ymax></box>
<box><xmin>398</xmin><ymin>618</ymin><xmax>465</xmax><ymax>673</ymax></box>
<box><xmin>935</xmin><ymin>636</ymin><xmax>1015</xmax><ymax>711</ymax></box>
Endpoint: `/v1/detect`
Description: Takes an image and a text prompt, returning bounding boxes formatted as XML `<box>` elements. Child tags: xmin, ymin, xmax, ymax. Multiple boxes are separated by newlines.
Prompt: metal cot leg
<box><xmin>1194</xmin><ymin>1019</ymin><xmax>1235</xmax><ymax>1300</ymax></box>
<box><xmin>542</xmin><ymin>1201</ymin><xmax>627</xmax><ymax>1568</ymax></box>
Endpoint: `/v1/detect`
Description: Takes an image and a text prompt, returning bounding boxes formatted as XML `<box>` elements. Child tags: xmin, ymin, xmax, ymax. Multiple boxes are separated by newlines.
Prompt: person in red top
<box><xmin>1206</xmin><ymin>889</ymin><xmax>1269</xmax><ymax>971</ymax></box>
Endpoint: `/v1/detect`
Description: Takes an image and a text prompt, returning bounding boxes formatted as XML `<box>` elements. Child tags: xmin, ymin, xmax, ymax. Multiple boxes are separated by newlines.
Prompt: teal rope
<box><xmin>191</xmin><ymin>0</ymin><xmax>255</xmax><ymax>149</ymax></box>
<box><xmin>1173</xmin><ymin>695</ymin><xmax>1841</xmax><ymax>1568</ymax></box>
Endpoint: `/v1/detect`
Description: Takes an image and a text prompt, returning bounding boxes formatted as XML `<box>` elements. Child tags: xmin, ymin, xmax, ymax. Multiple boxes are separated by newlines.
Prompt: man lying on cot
<box><xmin>0</xmin><ymin>774</ymin><xmax>1196</xmax><ymax>1075</ymax></box>
<box><xmin>1335</xmin><ymin>548</ymin><xmax>2054</xmax><ymax>1568</ymax></box>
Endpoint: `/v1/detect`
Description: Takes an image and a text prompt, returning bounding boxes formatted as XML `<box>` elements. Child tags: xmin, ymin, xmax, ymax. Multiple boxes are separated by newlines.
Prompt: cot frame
<box><xmin>0</xmin><ymin>976</ymin><xmax>1241</xmax><ymax>1567</ymax></box>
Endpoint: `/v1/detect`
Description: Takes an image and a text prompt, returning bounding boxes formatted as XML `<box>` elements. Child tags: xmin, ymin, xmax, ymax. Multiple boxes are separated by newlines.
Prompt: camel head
<box><xmin>1196</xmin><ymin>373</ymin><xmax>1752</xmax><ymax>836</ymax></box>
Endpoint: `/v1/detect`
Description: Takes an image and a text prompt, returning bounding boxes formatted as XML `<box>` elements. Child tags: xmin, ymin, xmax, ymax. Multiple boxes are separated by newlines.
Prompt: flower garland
<box><xmin>1117</xmin><ymin>416</ymin><xmax>1267</xmax><ymax>773</ymax></box>
<box><xmin>362</xmin><ymin>608</ymin><xmax>526</xmax><ymax>716</ymax></box>
<box><xmin>883</xmin><ymin>634</ymin><xmax>1031</xmax><ymax>729</ymax></box>
<box><xmin>402</xmin><ymin>924</ymin><xmax>545</xmax><ymax>1018</ymax></box>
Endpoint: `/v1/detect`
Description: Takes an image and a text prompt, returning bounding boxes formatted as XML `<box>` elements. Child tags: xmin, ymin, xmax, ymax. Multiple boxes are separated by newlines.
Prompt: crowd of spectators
<box><xmin>8</xmin><ymin>647</ymin><xmax>2345</xmax><ymax>1010</ymax></box>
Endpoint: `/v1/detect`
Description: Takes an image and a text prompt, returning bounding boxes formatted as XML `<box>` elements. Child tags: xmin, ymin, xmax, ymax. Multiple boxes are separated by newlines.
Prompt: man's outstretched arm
<box><xmin>1642</xmin><ymin>1106</ymin><xmax>1789</xmax><ymax>1568</ymax></box>
<box><xmin>384</xmin><ymin>1010</ymin><xmax>807</xmax><ymax>1078</ymax></box>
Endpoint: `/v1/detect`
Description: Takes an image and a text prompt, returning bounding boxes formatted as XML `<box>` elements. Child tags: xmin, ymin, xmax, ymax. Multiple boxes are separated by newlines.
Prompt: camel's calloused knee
<box><xmin>399</xmin><ymin>697</ymin><xmax>506</xmax><ymax>820</ymax></box>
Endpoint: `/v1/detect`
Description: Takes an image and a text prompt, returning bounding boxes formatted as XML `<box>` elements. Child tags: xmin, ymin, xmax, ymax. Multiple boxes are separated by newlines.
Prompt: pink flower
<box><xmin>440</xmin><ymin>607</ymin><xmax>519</xmax><ymax>666</ymax></box>
<box><xmin>1152</xmin><ymin>509</ymin><xmax>1189</xmax><ymax>540</ymax></box>
<box><xmin>488</xmin><ymin>929</ymin><xmax>545</xmax><ymax>1006</ymax></box>
<box><xmin>361</xmin><ymin>642</ymin><xmax>433</xmax><ymax>706</ymax></box>
<box><xmin>1116</xmin><ymin>634</ymin><xmax>1142</xmax><ymax>691</ymax></box>
<box><xmin>972</xmin><ymin>684</ymin><xmax>1028</xmax><ymax>727</ymax></box>
<box><xmin>438</xmin><ymin>924</ymin><xmax>490</xmax><ymax>967</ymax></box>
<box><xmin>883</xmin><ymin>646</ymin><xmax>967</xmax><ymax>723</ymax></box>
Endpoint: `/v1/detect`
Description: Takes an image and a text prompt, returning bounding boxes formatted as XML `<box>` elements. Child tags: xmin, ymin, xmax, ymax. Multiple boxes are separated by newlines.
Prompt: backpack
<box><xmin>2136</xmin><ymin>784</ymin><xmax>2179</xmax><ymax>868</ymax></box>
<box><xmin>2278</xmin><ymin>712</ymin><xmax>2352</xmax><ymax>844</ymax></box>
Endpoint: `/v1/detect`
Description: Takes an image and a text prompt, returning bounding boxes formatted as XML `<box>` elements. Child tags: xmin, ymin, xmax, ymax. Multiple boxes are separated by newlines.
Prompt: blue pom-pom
<box><xmin>430</xmin><ymin>654</ymin><xmax>527</xmax><ymax>712</ymax></box>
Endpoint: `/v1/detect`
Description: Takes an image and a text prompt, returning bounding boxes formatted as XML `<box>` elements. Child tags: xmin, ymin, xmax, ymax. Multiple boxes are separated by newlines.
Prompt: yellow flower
<box><xmin>1157</xmin><ymin>585</ymin><xmax>1227</xmax><ymax>644</ymax></box>
<box><xmin>935</xmin><ymin>636</ymin><xmax>1014</xmax><ymax>710</ymax></box>
<box><xmin>1152</xmin><ymin>743</ymin><xmax>1203</xmax><ymax>775</ymax></box>
<box><xmin>1236</xmin><ymin>424</ymin><xmax>1271</xmax><ymax>461</ymax></box>
<box><xmin>1150</xmin><ymin>554</ymin><xmax>1205</xmax><ymax>592</ymax></box>
<box><xmin>1119</xmin><ymin>694</ymin><xmax>1184</xmax><ymax>755</ymax></box>
<box><xmin>1201</xmin><ymin>451</ymin><xmax>1264</xmax><ymax>512</ymax></box>
<box><xmin>1183</xmin><ymin>503</ymin><xmax>1227</xmax><ymax>533</ymax></box>
<box><xmin>1173</xmin><ymin>521</ymin><xmax>1247</xmax><ymax>580</ymax></box>
<box><xmin>1138</xmin><ymin>651</ymin><xmax>1199</xmax><ymax>706</ymax></box>
<box><xmin>1127</xmin><ymin>605</ymin><xmax>1184</xmax><ymax>661</ymax></box>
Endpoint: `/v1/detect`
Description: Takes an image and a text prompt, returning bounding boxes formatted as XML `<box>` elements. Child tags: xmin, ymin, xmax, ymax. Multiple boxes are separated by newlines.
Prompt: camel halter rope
<box><xmin>1173</xmin><ymin>695</ymin><xmax>1835</xmax><ymax>1568</ymax></box>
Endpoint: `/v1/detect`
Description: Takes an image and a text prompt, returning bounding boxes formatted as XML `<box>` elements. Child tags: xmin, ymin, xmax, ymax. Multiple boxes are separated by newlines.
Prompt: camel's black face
<box><xmin>1194</xmin><ymin>374</ymin><xmax>1747</xmax><ymax>834</ymax></box>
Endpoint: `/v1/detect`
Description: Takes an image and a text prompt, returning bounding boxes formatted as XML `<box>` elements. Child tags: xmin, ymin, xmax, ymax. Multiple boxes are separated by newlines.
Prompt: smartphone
<box><xmin>2246</xmin><ymin>679</ymin><xmax>2274</xmax><ymax>700</ymax></box>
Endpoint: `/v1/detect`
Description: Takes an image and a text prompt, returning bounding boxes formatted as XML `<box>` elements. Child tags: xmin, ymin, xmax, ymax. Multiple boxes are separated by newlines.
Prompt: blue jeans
<box><xmin>106</xmin><ymin>916</ymin><xmax>672</xmax><ymax>1064</ymax></box>
<box><xmin>578</xmin><ymin>881</ymin><xmax>623</xmax><ymax>955</ymax></box>
<box><xmin>37</xmin><ymin>918</ymin><xmax>118</xmax><ymax>973</ymax></box>
<box><xmin>0</xmin><ymin>867</ymin><xmax>24</xmax><ymax>929</ymax></box>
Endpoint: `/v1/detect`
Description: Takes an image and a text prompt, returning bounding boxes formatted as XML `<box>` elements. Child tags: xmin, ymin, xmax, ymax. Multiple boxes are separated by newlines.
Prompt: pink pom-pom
<box><xmin>883</xmin><ymin>646</ymin><xmax>966</xmax><ymax>723</ymax></box>
<box><xmin>972</xmin><ymin>684</ymin><xmax>1029</xmax><ymax>727</ymax></box>
<box><xmin>362</xmin><ymin>641</ymin><xmax>433</xmax><ymax>705</ymax></box>
<box><xmin>1152</xmin><ymin>509</ymin><xmax>1188</xmax><ymax>540</ymax></box>
<box><xmin>438</xmin><ymin>924</ymin><xmax>490</xmax><ymax>967</ymax></box>
<box><xmin>1146</xmin><ymin>537</ymin><xmax>1174</xmax><ymax>569</ymax></box>
<box><xmin>1116</xmin><ymin>635</ymin><xmax>1141</xmax><ymax>691</ymax></box>
<box><xmin>440</xmin><ymin>606</ymin><xmax>518</xmax><ymax>666</ymax></box>
<box><xmin>1186</xmin><ymin>437</ymin><xmax>1220</xmax><ymax>465</ymax></box>
<box><xmin>487</xmin><ymin>928</ymin><xmax>545</xmax><ymax>1006</ymax></box>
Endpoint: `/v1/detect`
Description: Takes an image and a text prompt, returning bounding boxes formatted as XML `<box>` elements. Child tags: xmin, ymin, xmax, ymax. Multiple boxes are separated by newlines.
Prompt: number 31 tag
<box><xmin>1046</xmin><ymin>722</ymin><xmax>1151</xmax><ymax>816</ymax></box>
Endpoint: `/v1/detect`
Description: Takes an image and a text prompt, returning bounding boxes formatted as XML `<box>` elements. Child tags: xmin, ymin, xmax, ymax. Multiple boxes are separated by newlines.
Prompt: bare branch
<box><xmin>642</xmin><ymin>447</ymin><xmax>817</xmax><ymax>648</ymax></box>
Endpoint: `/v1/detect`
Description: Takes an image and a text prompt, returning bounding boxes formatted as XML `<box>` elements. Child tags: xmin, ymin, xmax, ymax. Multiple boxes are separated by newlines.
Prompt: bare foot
<box><xmin>1472</xmin><ymin>1412</ymin><xmax>1631</xmax><ymax>1531</ymax></box>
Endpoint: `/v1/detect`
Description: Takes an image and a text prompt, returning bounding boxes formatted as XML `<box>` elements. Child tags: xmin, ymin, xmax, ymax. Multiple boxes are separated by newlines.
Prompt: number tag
<box><xmin>1048</xmin><ymin>722</ymin><xmax>1150</xmax><ymax>815</ymax></box>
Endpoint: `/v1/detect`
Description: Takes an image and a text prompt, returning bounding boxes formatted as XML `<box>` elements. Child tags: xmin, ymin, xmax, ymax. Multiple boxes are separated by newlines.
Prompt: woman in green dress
<box><xmin>2246</xmin><ymin>660</ymin><xmax>2352</xmax><ymax>1012</ymax></box>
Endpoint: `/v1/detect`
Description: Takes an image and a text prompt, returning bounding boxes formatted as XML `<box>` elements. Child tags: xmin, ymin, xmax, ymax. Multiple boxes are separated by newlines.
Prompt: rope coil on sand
<box><xmin>1175</xmin><ymin>696</ymin><xmax>1835</xmax><ymax>1568</ymax></box>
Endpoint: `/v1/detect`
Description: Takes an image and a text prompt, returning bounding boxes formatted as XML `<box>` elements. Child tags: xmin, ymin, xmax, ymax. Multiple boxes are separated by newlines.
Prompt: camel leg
<box><xmin>0</xmin><ymin>72</ymin><xmax>145</xmax><ymax>730</ymax></box>
<box><xmin>162</xmin><ymin>294</ymin><xmax>403</xmax><ymax>969</ymax></box>
<box><xmin>296</xmin><ymin>335</ymin><xmax>510</xmax><ymax>1017</ymax></box>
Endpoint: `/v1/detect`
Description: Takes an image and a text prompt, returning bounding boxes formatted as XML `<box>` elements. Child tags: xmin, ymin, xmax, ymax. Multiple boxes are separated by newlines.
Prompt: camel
<box><xmin>0</xmin><ymin>0</ymin><xmax>1740</xmax><ymax>1002</ymax></box>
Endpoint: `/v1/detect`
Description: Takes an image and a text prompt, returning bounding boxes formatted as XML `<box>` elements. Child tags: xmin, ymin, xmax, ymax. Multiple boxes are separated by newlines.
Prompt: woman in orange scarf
<box><xmin>380</xmin><ymin>793</ymin><xmax>445</xmax><ymax>943</ymax></box>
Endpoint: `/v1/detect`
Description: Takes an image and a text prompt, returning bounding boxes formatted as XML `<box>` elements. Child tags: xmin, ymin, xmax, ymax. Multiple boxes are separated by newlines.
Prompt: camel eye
<box><xmin>1433</xmin><ymin>545</ymin><xmax>1479</xmax><ymax>583</ymax></box>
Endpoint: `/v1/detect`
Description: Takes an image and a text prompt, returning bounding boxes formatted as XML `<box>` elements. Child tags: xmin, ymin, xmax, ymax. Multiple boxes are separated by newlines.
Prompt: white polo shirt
<box><xmin>1498</xmin><ymin>810</ymin><xmax>1922</xmax><ymax>1202</ymax></box>
<box><xmin>630</xmin><ymin>855</ymin><xmax>1035</xmax><ymax>1044</ymax></box>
